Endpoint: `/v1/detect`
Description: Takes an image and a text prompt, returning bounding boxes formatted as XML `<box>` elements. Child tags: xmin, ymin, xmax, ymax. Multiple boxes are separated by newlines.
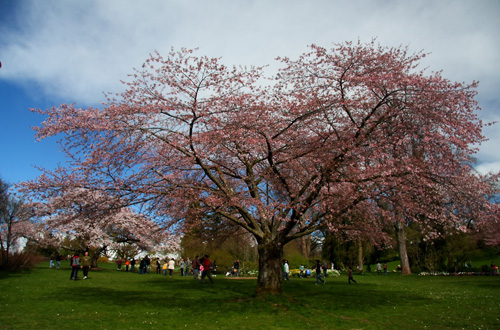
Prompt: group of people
<box><xmin>283</xmin><ymin>260</ymin><xmax>331</xmax><ymax>285</ymax></box>
<box><xmin>114</xmin><ymin>254</ymin><xmax>216</xmax><ymax>284</ymax></box>
<box><xmin>224</xmin><ymin>259</ymin><xmax>241</xmax><ymax>277</ymax></box>
<box><xmin>69</xmin><ymin>252</ymin><xmax>92</xmax><ymax>280</ymax></box>
<box><xmin>376</xmin><ymin>262</ymin><xmax>388</xmax><ymax>275</ymax></box>
<box><xmin>176</xmin><ymin>254</ymin><xmax>214</xmax><ymax>283</ymax></box>
<box><xmin>63</xmin><ymin>252</ymin><xmax>218</xmax><ymax>283</ymax></box>
<box><xmin>296</xmin><ymin>261</ymin><xmax>330</xmax><ymax>279</ymax></box>
<box><xmin>64</xmin><ymin>253</ymin><xmax>366</xmax><ymax>285</ymax></box>
<box><xmin>283</xmin><ymin>260</ymin><xmax>359</xmax><ymax>285</ymax></box>
<box><xmin>49</xmin><ymin>254</ymin><xmax>64</xmax><ymax>269</ymax></box>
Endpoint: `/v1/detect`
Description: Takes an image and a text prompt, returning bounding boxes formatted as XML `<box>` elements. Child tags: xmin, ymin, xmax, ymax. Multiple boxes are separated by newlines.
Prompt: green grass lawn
<box><xmin>1</xmin><ymin>262</ymin><xmax>499</xmax><ymax>329</ymax></box>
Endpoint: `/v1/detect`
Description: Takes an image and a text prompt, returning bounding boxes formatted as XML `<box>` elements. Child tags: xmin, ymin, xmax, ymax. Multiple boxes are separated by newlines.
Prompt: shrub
<box><xmin>97</xmin><ymin>256</ymin><xmax>109</xmax><ymax>264</ymax></box>
<box><xmin>327</xmin><ymin>269</ymin><xmax>341</xmax><ymax>277</ymax></box>
<box><xmin>480</xmin><ymin>264</ymin><xmax>491</xmax><ymax>273</ymax></box>
<box><xmin>0</xmin><ymin>252</ymin><xmax>44</xmax><ymax>271</ymax></box>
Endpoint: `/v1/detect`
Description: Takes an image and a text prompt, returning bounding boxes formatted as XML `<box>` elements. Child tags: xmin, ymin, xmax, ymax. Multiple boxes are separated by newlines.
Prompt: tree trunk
<box><xmin>256</xmin><ymin>238</ymin><xmax>284</xmax><ymax>296</ymax></box>
<box><xmin>357</xmin><ymin>241</ymin><xmax>364</xmax><ymax>272</ymax></box>
<box><xmin>91</xmin><ymin>254</ymin><xmax>100</xmax><ymax>268</ymax></box>
<box><xmin>298</xmin><ymin>235</ymin><xmax>310</xmax><ymax>258</ymax></box>
<box><xmin>395</xmin><ymin>221</ymin><xmax>412</xmax><ymax>275</ymax></box>
<box><xmin>0</xmin><ymin>216</ymin><xmax>13</xmax><ymax>268</ymax></box>
<box><xmin>90</xmin><ymin>246</ymin><xmax>107</xmax><ymax>268</ymax></box>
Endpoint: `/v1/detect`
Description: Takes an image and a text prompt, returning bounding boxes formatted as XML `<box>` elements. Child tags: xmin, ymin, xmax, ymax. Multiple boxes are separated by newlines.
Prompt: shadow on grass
<box><xmin>44</xmin><ymin>273</ymin><xmax>436</xmax><ymax>317</ymax></box>
<box><xmin>0</xmin><ymin>270</ymin><xmax>32</xmax><ymax>280</ymax></box>
<box><xmin>46</xmin><ymin>276</ymin><xmax>258</xmax><ymax>310</ymax></box>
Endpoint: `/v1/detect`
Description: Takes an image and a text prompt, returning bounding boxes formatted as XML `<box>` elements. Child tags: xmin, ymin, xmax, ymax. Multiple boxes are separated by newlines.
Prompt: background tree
<box><xmin>180</xmin><ymin>212</ymin><xmax>258</xmax><ymax>272</ymax></box>
<box><xmin>0</xmin><ymin>178</ymin><xmax>34</xmax><ymax>270</ymax></box>
<box><xmin>23</xmin><ymin>41</ymin><xmax>498</xmax><ymax>295</ymax></box>
<box><xmin>24</xmin><ymin>187</ymin><xmax>175</xmax><ymax>267</ymax></box>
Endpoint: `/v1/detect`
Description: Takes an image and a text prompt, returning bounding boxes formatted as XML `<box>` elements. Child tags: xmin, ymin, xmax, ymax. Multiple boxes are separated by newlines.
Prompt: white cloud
<box><xmin>476</xmin><ymin>161</ymin><xmax>500</xmax><ymax>176</ymax></box>
<box><xmin>1</xmin><ymin>0</ymin><xmax>499</xmax><ymax>172</ymax></box>
<box><xmin>2</xmin><ymin>0</ymin><xmax>498</xmax><ymax>101</ymax></box>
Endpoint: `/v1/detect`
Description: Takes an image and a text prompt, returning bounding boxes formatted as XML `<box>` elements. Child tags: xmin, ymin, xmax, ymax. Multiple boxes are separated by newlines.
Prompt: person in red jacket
<box><xmin>200</xmin><ymin>254</ymin><xmax>214</xmax><ymax>284</ymax></box>
<box><xmin>70</xmin><ymin>253</ymin><xmax>80</xmax><ymax>280</ymax></box>
<box><xmin>192</xmin><ymin>256</ymin><xmax>201</xmax><ymax>279</ymax></box>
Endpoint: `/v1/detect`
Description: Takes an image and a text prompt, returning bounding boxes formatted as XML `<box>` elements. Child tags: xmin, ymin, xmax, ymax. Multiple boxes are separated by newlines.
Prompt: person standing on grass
<box><xmin>70</xmin><ymin>253</ymin><xmax>80</xmax><ymax>280</ymax></box>
<box><xmin>200</xmin><ymin>254</ymin><xmax>214</xmax><ymax>284</ymax></box>
<box><xmin>233</xmin><ymin>259</ymin><xmax>240</xmax><ymax>277</ymax></box>
<box><xmin>192</xmin><ymin>256</ymin><xmax>201</xmax><ymax>279</ymax></box>
<box><xmin>492</xmin><ymin>262</ymin><xmax>498</xmax><ymax>275</ymax></box>
<box><xmin>163</xmin><ymin>259</ymin><xmax>168</xmax><ymax>276</ymax></box>
<box><xmin>347</xmin><ymin>266</ymin><xmax>357</xmax><ymax>284</ymax></box>
<box><xmin>156</xmin><ymin>259</ymin><xmax>161</xmax><ymax>274</ymax></box>
<box><xmin>56</xmin><ymin>254</ymin><xmax>62</xmax><ymax>269</ymax></box>
<box><xmin>167</xmin><ymin>258</ymin><xmax>175</xmax><ymax>277</ymax></box>
<box><xmin>179</xmin><ymin>258</ymin><xmax>185</xmax><ymax>276</ymax></box>
<box><xmin>116</xmin><ymin>257</ymin><xmax>122</xmax><ymax>270</ymax></box>
<box><xmin>283</xmin><ymin>260</ymin><xmax>290</xmax><ymax>281</ymax></box>
<box><xmin>383</xmin><ymin>263</ymin><xmax>387</xmax><ymax>275</ymax></box>
<box><xmin>315</xmin><ymin>260</ymin><xmax>325</xmax><ymax>285</ymax></box>
<box><xmin>81</xmin><ymin>252</ymin><xmax>91</xmax><ymax>279</ymax></box>
<box><xmin>376</xmin><ymin>262</ymin><xmax>382</xmax><ymax>275</ymax></box>
<box><xmin>144</xmin><ymin>255</ymin><xmax>151</xmax><ymax>273</ymax></box>
<box><xmin>185</xmin><ymin>257</ymin><xmax>191</xmax><ymax>276</ymax></box>
<box><xmin>139</xmin><ymin>257</ymin><xmax>146</xmax><ymax>274</ymax></box>
<box><xmin>323</xmin><ymin>261</ymin><xmax>328</xmax><ymax>278</ymax></box>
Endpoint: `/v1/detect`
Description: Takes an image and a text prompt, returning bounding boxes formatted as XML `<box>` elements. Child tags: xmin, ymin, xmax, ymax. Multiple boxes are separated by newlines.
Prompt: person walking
<box><xmin>315</xmin><ymin>260</ymin><xmax>325</xmax><ymax>285</ymax></box>
<box><xmin>56</xmin><ymin>254</ymin><xmax>62</xmax><ymax>269</ymax></box>
<box><xmin>200</xmin><ymin>255</ymin><xmax>214</xmax><ymax>284</ymax></box>
<box><xmin>347</xmin><ymin>266</ymin><xmax>357</xmax><ymax>284</ymax></box>
<box><xmin>81</xmin><ymin>252</ymin><xmax>91</xmax><ymax>279</ymax></box>
<box><xmin>322</xmin><ymin>261</ymin><xmax>328</xmax><ymax>278</ymax></box>
<box><xmin>70</xmin><ymin>253</ymin><xmax>80</xmax><ymax>280</ymax></box>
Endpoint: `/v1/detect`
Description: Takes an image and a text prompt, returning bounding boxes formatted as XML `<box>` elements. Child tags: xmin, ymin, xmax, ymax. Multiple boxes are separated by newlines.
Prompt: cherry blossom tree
<box><xmin>23</xmin><ymin>41</ymin><xmax>498</xmax><ymax>295</ymax></box>
<box><xmin>24</xmin><ymin>187</ymin><xmax>175</xmax><ymax>265</ymax></box>
<box><xmin>375</xmin><ymin>165</ymin><xmax>499</xmax><ymax>274</ymax></box>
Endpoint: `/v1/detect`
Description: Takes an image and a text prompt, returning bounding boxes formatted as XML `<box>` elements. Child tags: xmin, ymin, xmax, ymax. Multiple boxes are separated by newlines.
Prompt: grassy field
<box><xmin>1</xmin><ymin>262</ymin><xmax>499</xmax><ymax>330</ymax></box>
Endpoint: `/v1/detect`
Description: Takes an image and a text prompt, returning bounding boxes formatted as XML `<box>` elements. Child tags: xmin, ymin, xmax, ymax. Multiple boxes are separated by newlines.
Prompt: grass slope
<box><xmin>1</xmin><ymin>262</ymin><xmax>499</xmax><ymax>329</ymax></box>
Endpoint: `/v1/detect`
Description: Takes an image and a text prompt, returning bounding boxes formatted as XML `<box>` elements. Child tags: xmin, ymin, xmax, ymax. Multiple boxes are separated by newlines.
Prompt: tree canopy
<box><xmin>22</xmin><ymin>41</ymin><xmax>499</xmax><ymax>294</ymax></box>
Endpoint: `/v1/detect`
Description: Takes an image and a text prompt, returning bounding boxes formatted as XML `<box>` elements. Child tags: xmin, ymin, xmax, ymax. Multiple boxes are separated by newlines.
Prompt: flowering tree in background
<box><xmin>23</xmin><ymin>187</ymin><xmax>174</xmax><ymax>265</ymax></box>
<box><xmin>23</xmin><ymin>41</ymin><xmax>499</xmax><ymax>295</ymax></box>
<box><xmin>473</xmin><ymin>182</ymin><xmax>500</xmax><ymax>248</ymax></box>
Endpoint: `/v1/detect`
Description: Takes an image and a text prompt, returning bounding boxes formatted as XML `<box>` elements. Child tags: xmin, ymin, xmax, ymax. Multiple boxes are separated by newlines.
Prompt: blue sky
<box><xmin>1</xmin><ymin>0</ymin><xmax>499</xmax><ymax>185</ymax></box>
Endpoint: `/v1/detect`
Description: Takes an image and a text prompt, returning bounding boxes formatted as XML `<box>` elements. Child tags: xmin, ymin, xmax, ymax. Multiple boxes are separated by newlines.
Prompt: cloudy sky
<box><xmin>1</xmin><ymin>0</ymin><xmax>499</xmax><ymax>185</ymax></box>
